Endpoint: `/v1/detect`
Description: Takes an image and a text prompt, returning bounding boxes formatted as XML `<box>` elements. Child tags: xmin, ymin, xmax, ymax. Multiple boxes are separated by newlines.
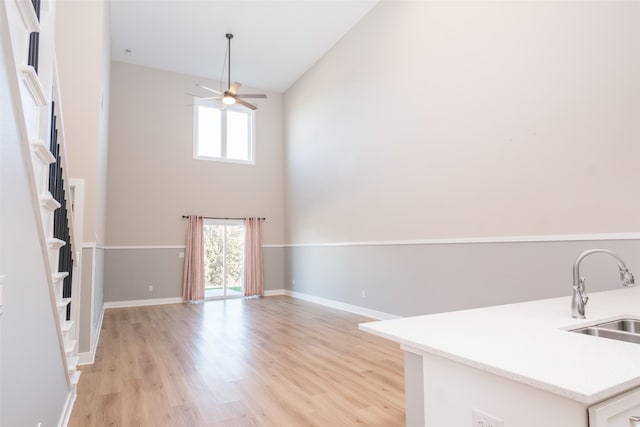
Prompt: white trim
<box><xmin>103</xmin><ymin>245</ymin><xmax>186</xmax><ymax>250</ymax></box>
<box><xmin>77</xmin><ymin>350</ymin><xmax>93</xmax><ymax>366</ymax></box>
<box><xmin>81</xmin><ymin>234</ymin><xmax>640</xmax><ymax>250</ymax></box>
<box><xmin>57</xmin><ymin>391</ymin><xmax>75</xmax><ymax>427</ymax></box>
<box><xmin>264</xmin><ymin>289</ymin><xmax>285</xmax><ymax>296</ymax></box>
<box><xmin>86</xmin><ymin>244</ymin><xmax>286</xmax><ymax>249</ymax></box>
<box><xmin>31</xmin><ymin>139</ymin><xmax>56</xmax><ymax>165</ymax></box>
<box><xmin>78</xmin><ymin>307</ymin><xmax>103</xmax><ymax>366</ymax></box>
<box><xmin>21</xmin><ymin>65</ymin><xmax>47</xmax><ymax>106</ymax></box>
<box><xmin>39</xmin><ymin>192</ymin><xmax>61</xmax><ymax>211</ymax></box>
<box><xmin>16</xmin><ymin>0</ymin><xmax>40</xmax><ymax>33</ymax></box>
<box><xmin>47</xmin><ymin>238</ymin><xmax>66</xmax><ymax>250</ymax></box>
<box><xmin>284</xmin><ymin>233</ymin><xmax>640</xmax><ymax>248</ymax></box>
<box><xmin>104</xmin><ymin>297</ymin><xmax>183</xmax><ymax>309</ymax></box>
<box><xmin>284</xmin><ymin>290</ymin><xmax>399</xmax><ymax>320</ymax></box>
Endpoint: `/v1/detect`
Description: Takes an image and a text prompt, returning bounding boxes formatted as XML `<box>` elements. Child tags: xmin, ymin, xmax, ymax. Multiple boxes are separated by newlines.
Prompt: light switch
<box><xmin>178</xmin><ymin>252</ymin><xmax>185</xmax><ymax>258</ymax></box>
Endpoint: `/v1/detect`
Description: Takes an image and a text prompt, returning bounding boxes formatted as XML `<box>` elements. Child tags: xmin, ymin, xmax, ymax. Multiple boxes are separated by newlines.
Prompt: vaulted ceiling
<box><xmin>110</xmin><ymin>0</ymin><xmax>378</xmax><ymax>92</ymax></box>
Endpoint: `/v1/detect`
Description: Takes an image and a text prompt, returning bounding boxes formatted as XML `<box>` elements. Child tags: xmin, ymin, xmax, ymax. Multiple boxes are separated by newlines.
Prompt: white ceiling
<box><xmin>110</xmin><ymin>0</ymin><xmax>378</xmax><ymax>93</ymax></box>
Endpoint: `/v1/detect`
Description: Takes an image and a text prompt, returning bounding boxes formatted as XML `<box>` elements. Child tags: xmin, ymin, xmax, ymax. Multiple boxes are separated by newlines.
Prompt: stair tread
<box><xmin>64</xmin><ymin>339</ymin><xmax>77</xmax><ymax>354</ymax></box>
<box><xmin>15</xmin><ymin>0</ymin><xmax>40</xmax><ymax>33</ymax></box>
<box><xmin>69</xmin><ymin>370</ymin><xmax>81</xmax><ymax>385</ymax></box>
<box><xmin>31</xmin><ymin>140</ymin><xmax>56</xmax><ymax>165</ymax></box>
<box><xmin>52</xmin><ymin>272</ymin><xmax>69</xmax><ymax>280</ymax></box>
<box><xmin>39</xmin><ymin>193</ymin><xmax>61</xmax><ymax>211</ymax></box>
<box><xmin>21</xmin><ymin>66</ymin><xmax>47</xmax><ymax>106</ymax></box>
<box><xmin>57</xmin><ymin>297</ymin><xmax>71</xmax><ymax>308</ymax></box>
<box><xmin>48</xmin><ymin>238</ymin><xmax>66</xmax><ymax>249</ymax></box>
<box><xmin>61</xmin><ymin>320</ymin><xmax>74</xmax><ymax>333</ymax></box>
<box><xmin>67</xmin><ymin>356</ymin><xmax>79</xmax><ymax>370</ymax></box>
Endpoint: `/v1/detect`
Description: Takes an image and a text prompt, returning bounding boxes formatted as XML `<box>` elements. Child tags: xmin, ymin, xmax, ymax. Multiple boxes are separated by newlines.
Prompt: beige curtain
<box><xmin>182</xmin><ymin>216</ymin><xmax>205</xmax><ymax>302</ymax></box>
<box><xmin>244</xmin><ymin>217</ymin><xmax>264</xmax><ymax>297</ymax></box>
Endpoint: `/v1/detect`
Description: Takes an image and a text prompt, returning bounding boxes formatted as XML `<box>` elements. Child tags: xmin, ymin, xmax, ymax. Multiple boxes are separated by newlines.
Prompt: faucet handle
<box><xmin>582</xmin><ymin>292</ymin><xmax>589</xmax><ymax>305</ymax></box>
<box><xmin>620</xmin><ymin>268</ymin><xmax>635</xmax><ymax>287</ymax></box>
<box><xmin>572</xmin><ymin>282</ymin><xmax>589</xmax><ymax>319</ymax></box>
<box><xmin>577</xmin><ymin>278</ymin><xmax>589</xmax><ymax>303</ymax></box>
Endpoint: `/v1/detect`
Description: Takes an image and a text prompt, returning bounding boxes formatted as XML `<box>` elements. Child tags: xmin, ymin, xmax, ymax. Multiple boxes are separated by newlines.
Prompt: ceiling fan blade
<box><xmin>186</xmin><ymin>93</ymin><xmax>220</xmax><ymax>101</ymax></box>
<box><xmin>228</xmin><ymin>81</ymin><xmax>241</xmax><ymax>95</ymax></box>
<box><xmin>185</xmin><ymin>101</ymin><xmax>220</xmax><ymax>106</ymax></box>
<box><xmin>238</xmin><ymin>94</ymin><xmax>267</xmax><ymax>99</ymax></box>
<box><xmin>196</xmin><ymin>84</ymin><xmax>222</xmax><ymax>95</ymax></box>
<box><xmin>234</xmin><ymin>97</ymin><xmax>257</xmax><ymax>110</ymax></box>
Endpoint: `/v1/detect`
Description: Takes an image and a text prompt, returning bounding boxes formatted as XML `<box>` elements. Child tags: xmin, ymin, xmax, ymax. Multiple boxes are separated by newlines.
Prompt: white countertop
<box><xmin>359</xmin><ymin>286</ymin><xmax>640</xmax><ymax>405</ymax></box>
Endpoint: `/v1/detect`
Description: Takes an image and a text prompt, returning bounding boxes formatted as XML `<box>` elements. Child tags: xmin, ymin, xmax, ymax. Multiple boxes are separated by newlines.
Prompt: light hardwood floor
<box><xmin>69</xmin><ymin>296</ymin><xmax>405</xmax><ymax>426</ymax></box>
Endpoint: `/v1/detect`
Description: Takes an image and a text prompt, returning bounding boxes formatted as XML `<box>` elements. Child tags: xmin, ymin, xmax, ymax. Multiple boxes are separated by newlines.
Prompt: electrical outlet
<box><xmin>292</xmin><ymin>279</ymin><xmax>295</xmax><ymax>285</ymax></box>
<box><xmin>361</xmin><ymin>290</ymin><xmax>366</xmax><ymax>298</ymax></box>
<box><xmin>472</xmin><ymin>409</ymin><xmax>504</xmax><ymax>427</ymax></box>
<box><xmin>178</xmin><ymin>252</ymin><xmax>185</xmax><ymax>259</ymax></box>
<box><xmin>148</xmin><ymin>285</ymin><xmax>153</xmax><ymax>292</ymax></box>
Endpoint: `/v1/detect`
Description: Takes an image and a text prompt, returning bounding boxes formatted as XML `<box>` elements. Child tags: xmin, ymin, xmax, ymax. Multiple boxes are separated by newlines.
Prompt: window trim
<box><xmin>193</xmin><ymin>99</ymin><xmax>256</xmax><ymax>165</ymax></box>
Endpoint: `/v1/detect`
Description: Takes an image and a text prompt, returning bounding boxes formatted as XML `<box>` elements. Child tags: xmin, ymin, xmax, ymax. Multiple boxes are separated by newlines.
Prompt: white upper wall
<box><xmin>105</xmin><ymin>61</ymin><xmax>284</xmax><ymax>246</ymax></box>
<box><xmin>56</xmin><ymin>0</ymin><xmax>111</xmax><ymax>245</ymax></box>
<box><xmin>284</xmin><ymin>0</ymin><xmax>640</xmax><ymax>244</ymax></box>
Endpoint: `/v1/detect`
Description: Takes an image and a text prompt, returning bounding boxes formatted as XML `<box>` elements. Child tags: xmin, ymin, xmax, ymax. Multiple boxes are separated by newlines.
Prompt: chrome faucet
<box><xmin>572</xmin><ymin>249</ymin><xmax>635</xmax><ymax>319</ymax></box>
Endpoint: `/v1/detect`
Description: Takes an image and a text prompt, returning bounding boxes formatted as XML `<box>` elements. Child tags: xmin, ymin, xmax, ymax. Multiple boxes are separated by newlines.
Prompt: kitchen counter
<box><xmin>359</xmin><ymin>286</ymin><xmax>640</xmax><ymax>406</ymax></box>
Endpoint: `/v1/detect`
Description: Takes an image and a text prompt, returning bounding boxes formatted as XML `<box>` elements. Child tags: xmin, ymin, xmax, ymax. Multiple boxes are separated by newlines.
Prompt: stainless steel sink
<box><xmin>570</xmin><ymin>319</ymin><xmax>640</xmax><ymax>344</ymax></box>
<box><xmin>598</xmin><ymin>319</ymin><xmax>640</xmax><ymax>333</ymax></box>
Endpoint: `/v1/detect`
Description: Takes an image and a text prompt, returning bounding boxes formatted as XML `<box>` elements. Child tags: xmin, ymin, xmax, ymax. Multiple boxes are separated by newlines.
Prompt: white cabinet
<box><xmin>589</xmin><ymin>387</ymin><xmax>640</xmax><ymax>427</ymax></box>
<box><xmin>418</xmin><ymin>351</ymin><xmax>588</xmax><ymax>427</ymax></box>
<box><xmin>410</xmin><ymin>348</ymin><xmax>640</xmax><ymax>427</ymax></box>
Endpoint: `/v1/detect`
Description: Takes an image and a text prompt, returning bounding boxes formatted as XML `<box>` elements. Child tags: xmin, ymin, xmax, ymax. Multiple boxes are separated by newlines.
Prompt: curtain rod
<box><xmin>182</xmin><ymin>215</ymin><xmax>265</xmax><ymax>221</ymax></box>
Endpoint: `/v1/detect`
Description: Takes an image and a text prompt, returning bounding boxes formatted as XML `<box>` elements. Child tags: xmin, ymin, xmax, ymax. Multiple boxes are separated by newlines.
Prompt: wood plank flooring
<box><xmin>69</xmin><ymin>296</ymin><xmax>405</xmax><ymax>426</ymax></box>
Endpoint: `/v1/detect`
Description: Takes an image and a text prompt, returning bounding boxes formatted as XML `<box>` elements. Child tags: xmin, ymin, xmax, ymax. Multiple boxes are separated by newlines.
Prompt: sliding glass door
<box><xmin>203</xmin><ymin>219</ymin><xmax>245</xmax><ymax>298</ymax></box>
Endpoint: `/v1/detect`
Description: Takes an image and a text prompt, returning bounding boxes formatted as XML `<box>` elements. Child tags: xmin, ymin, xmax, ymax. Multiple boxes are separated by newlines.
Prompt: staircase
<box><xmin>3</xmin><ymin>0</ymin><xmax>81</xmax><ymax>395</ymax></box>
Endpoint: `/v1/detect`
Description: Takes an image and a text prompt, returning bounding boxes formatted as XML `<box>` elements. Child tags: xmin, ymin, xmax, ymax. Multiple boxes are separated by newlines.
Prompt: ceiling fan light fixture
<box><xmin>222</xmin><ymin>94</ymin><xmax>236</xmax><ymax>105</ymax></box>
<box><xmin>193</xmin><ymin>33</ymin><xmax>265</xmax><ymax>111</ymax></box>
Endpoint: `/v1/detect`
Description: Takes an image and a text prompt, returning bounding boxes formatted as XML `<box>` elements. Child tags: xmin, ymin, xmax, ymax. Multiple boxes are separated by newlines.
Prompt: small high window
<box><xmin>194</xmin><ymin>100</ymin><xmax>254</xmax><ymax>164</ymax></box>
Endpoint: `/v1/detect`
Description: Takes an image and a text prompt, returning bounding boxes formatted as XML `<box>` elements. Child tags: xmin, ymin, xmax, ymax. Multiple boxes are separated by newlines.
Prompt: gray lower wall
<box><xmin>79</xmin><ymin>248</ymin><xmax>93</xmax><ymax>353</ymax></box>
<box><xmin>104</xmin><ymin>246</ymin><xmax>285</xmax><ymax>302</ymax></box>
<box><xmin>264</xmin><ymin>246</ymin><xmax>285</xmax><ymax>292</ymax></box>
<box><xmin>93</xmin><ymin>248</ymin><xmax>104</xmax><ymax>333</ymax></box>
<box><xmin>285</xmin><ymin>239</ymin><xmax>640</xmax><ymax>317</ymax></box>
<box><xmin>104</xmin><ymin>248</ymin><xmax>184</xmax><ymax>302</ymax></box>
<box><xmin>78</xmin><ymin>247</ymin><xmax>104</xmax><ymax>354</ymax></box>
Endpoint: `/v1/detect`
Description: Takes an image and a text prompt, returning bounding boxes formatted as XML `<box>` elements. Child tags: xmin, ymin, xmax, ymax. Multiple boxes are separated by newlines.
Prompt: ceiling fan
<box><xmin>196</xmin><ymin>33</ymin><xmax>267</xmax><ymax>111</ymax></box>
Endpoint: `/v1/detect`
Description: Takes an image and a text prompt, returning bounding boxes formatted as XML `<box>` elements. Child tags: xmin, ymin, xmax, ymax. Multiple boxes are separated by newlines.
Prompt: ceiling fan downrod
<box><xmin>226</xmin><ymin>33</ymin><xmax>233</xmax><ymax>92</ymax></box>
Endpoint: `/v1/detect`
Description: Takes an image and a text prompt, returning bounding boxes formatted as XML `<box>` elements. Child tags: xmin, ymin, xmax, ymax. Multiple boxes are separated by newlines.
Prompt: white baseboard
<box><xmin>264</xmin><ymin>289</ymin><xmax>285</xmax><ymax>296</ymax></box>
<box><xmin>284</xmin><ymin>290</ymin><xmax>399</xmax><ymax>320</ymax></box>
<box><xmin>58</xmin><ymin>390</ymin><xmax>76</xmax><ymax>427</ymax></box>
<box><xmin>78</xmin><ymin>353</ymin><xmax>92</xmax><ymax>366</ymax></box>
<box><xmin>78</xmin><ymin>306</ymin><xmax>104</xmax><ymax>366</ymax></box>
<box><xmin>103</xmin><ymin>297</ymin><xmax>183</xmax><ymax>309</ymax></box>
